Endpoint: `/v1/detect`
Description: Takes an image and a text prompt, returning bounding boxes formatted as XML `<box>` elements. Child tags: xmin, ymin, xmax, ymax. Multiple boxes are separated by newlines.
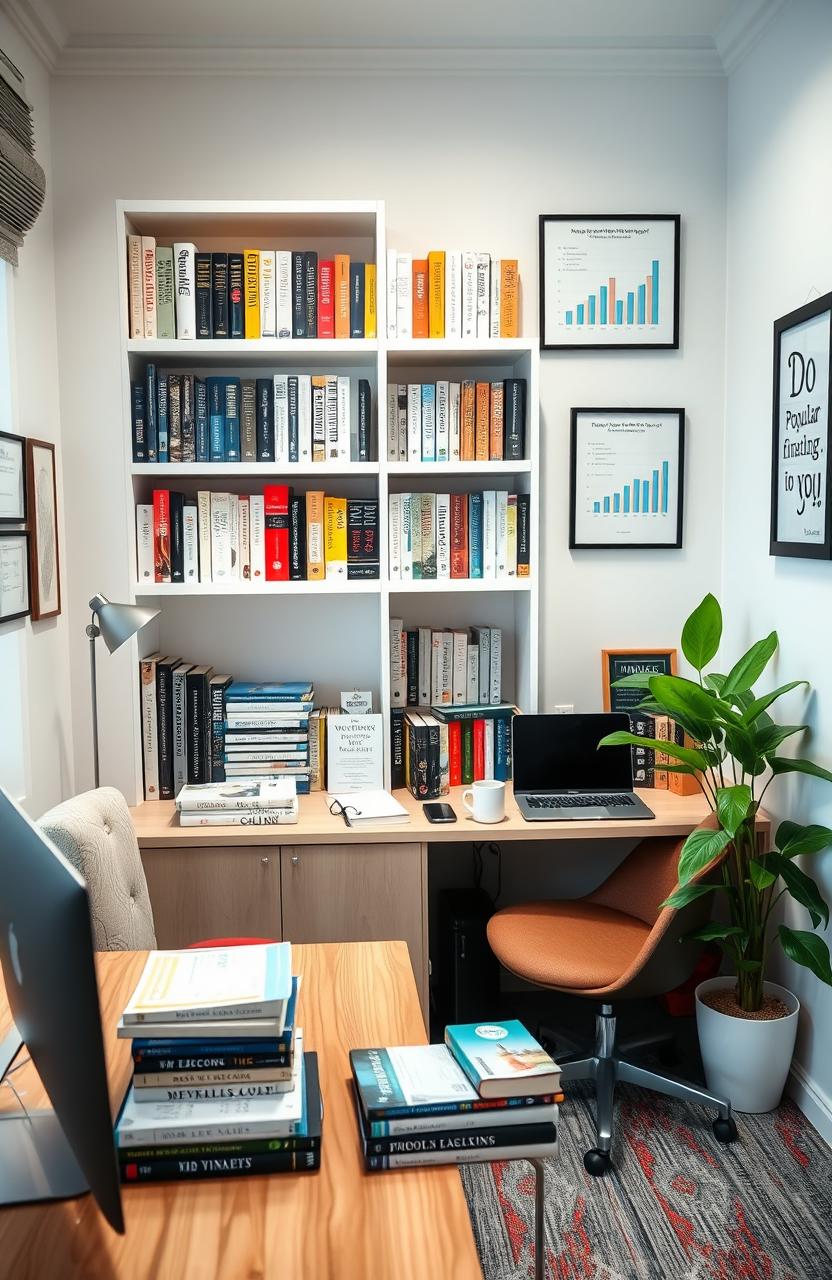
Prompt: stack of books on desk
<box><xmin>175</xmin><ymin>777</ymin><xmax>299</xmax><ymax>826</ymax></box>
<box><xmin>350</xmin><ymin>1020</ymin><xmax>560</xmax><ymax>1170</ymax></box>
<box><xmin>223</xmin><ymin>681</ymin><xmax>314</xmax><ymax>791</ymax></box>
<box><xmin>115</xmin><ymin>942</ymin><xmax>322</xmax><ymax>1182</ymax></box>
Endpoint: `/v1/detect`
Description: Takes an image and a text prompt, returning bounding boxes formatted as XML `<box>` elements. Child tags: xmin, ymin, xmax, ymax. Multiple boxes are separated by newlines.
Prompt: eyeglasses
<box><xmin>329</xmin><ymin>799</ymin><xmax>361</xmax><ymax>829</ymax></box>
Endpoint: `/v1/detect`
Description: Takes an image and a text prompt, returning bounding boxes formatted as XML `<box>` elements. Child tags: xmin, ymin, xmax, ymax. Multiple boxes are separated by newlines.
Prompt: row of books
<box><xmin>391</xmin><ymin>702</ymin><xmax>516</xmax><ymax>799</ymax></box>
<box><xmin>385</xmin><ymin>251</ymin><xmax>520</xmax><ymax>340</ymax></box>
<box><xmin>115</xmin><ymin>943</ymin><xmax>322</xmax><ymax>1182</ymax></box>
<box><xmin>136</xmin><ymin>490</ymin><xmax>380</xmax><ymax>585</ymax></box>
<box><xmin>351</xmin><ymin>1020</ymin><xmax>559</xmax><ymax>1171</ymax></box>
<box><xmin>131</xmin><ymin>367</ymin><xmax>373</xmax><ymax>464</ymax></box>
<box><xmin>390</xmin><ymin>622</ymin><xmax>503</xmax><ymax>708</ymax></box>
<box><xmin>389</xmin><ymin>491</ymin><xmax>530</xmax><ymax>581</ymax></box>
<box><xmin>128</xmin><ymin>237</ymin><xmax>376</xmax><ymax>341</ymax></box>
<box><xmin>386</xmin><ymin>379</ymin><xmax>526</xmax><ymax>464</ymax></box>
<box><xmin>628</xmin><ymin>711</ymin><xmax>698</xmax><ymax>794</ymax></box>
<box><xmin>139</xmin><ymin>657</ymin><xmax>313</xmax><ymax>800</ymax></box>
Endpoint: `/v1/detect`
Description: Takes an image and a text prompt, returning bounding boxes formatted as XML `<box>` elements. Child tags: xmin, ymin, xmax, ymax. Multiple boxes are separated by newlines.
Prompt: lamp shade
<box><xmin>89</xmin><ymin>593</ymin><xmax>159</xmax><ymax>653</ymax></box>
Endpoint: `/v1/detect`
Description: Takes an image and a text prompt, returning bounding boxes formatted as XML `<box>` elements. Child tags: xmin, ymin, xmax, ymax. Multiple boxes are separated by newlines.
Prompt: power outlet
<box><xmin>553</xmin><ymin>704</ymin><xmax>574</xmax><ymax>715</ymax></box>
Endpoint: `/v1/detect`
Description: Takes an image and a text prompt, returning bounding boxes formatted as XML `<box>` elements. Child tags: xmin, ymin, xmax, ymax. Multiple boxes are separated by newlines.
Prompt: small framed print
<box><xmin>26</xmin><ymin>438</ymin><xmax>61</xmax><ymax>620</ymax></box>
<box><xmin>602</xmin><ymin>649</ymin><xmax>677</xmax><ymax>714</ymax></box>
<box><xmin>0</xmin><ymin>430</ymin><xmax>26</xmax><ymax>523</ymax></box>
<box><xmin>570</xmin><ymin>408</ymin><xmax>685</xmax><ymax>550</ymax></box>
<box><xmin>539</xmin><ymin>214</ymin><xmax>680</xmax><ymax>350</ymax></box>
<box><xmin>0</xmin><ymin>531</ymin><xmax>30</xmax><ymax>623</ymax></box>
<box><xmin>770</xmin><ymin>291</ymin><xmax>832</xmax><ymax>559</ymax></box>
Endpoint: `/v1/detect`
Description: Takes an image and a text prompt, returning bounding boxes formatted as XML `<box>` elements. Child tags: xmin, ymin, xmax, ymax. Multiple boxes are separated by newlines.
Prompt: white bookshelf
<box><xmin>117</xmin><ymin>199</ymin><xmax>539</xmax><ymax>801</ymax></box>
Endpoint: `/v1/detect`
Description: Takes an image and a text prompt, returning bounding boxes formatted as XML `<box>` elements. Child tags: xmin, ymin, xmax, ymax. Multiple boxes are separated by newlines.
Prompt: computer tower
<box><xmin>435</xmin><ymin>888</ymin><xmax>500</xmax><ymax>1026</ymax></box>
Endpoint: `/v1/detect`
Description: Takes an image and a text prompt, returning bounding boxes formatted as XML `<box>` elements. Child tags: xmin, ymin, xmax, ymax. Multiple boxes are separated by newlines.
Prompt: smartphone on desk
<box><xmin>423</xmin><ymin>802</ymin><xmax>457</xmax><ymax>824</ymax></box>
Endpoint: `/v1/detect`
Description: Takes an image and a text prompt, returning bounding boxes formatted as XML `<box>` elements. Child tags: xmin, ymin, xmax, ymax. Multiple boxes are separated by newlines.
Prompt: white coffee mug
<box><xmin>462</xmin><ymin>779</ymin><xmax>506</xmax><ymax>824</ymax></box>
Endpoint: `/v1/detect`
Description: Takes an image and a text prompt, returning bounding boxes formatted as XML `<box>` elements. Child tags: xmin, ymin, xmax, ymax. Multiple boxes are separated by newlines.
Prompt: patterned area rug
<box><xmin>462</xmin><ymin>1082</ymin><xmax>832</xmax><ymax>1279</ymax></box>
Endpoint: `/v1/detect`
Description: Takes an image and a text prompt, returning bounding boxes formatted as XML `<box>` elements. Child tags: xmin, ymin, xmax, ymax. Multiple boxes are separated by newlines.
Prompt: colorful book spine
<box><xmin>244</xmin><ymin>250</ymin><xmax>260</xmax><ymax>339</ymax></box>
<box><xmin>264</xmin><ymin>484</ymin><xmax>290</xmax><ymax>582</ymax></box>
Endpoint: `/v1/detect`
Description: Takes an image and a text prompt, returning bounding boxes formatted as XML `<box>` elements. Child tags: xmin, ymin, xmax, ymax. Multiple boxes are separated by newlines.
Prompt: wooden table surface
<box><xmin>0</xmin><ymin>942</ymin><xmax>483</xmax><ymax>1280</ymax></box>
<box><xmin>132</xmin><ymin>782</ymin><xmax>716</xmax><ymax>847</ymax></box>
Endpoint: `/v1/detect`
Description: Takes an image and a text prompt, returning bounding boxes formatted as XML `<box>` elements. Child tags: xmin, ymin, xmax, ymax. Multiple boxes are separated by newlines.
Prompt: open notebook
<box><xmin>328</xmin><ymin>790</ymin><xmax>410</xmax><ymax>828</ymax></box>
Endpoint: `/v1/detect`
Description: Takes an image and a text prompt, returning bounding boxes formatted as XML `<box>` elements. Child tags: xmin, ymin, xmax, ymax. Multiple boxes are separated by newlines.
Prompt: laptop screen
<box><xmin>512</xmin><ymin>713</ymin><xmax>635</xmax><ymax>793</ymax></box>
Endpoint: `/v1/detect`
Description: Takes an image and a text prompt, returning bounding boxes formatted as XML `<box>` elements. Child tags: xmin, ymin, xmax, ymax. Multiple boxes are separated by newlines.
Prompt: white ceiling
<box><xmin>4</xmin><ymin>0</ymin><xmax>785</xmax><ymax>74</ymax></box>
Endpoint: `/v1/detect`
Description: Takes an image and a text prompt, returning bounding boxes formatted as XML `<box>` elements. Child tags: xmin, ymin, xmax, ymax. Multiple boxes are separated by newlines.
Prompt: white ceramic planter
<box><xmin>695</xmin><ymin>976</ymin><xmax>799</xmax><ymax>1114</ymax></box>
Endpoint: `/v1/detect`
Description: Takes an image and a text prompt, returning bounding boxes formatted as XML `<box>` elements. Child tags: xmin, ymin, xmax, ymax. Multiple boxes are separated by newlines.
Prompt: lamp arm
<box><xmin>86</xmin><ymin>615</ymin><xmax>101</xmax><ymax>790</ymax></box>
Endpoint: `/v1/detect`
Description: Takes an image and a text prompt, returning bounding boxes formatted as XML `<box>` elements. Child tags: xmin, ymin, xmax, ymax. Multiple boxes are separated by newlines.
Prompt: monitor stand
<box><xmin>0</xmin><ymin>1025</ymin><xmax>90</xmax><ymax>1206</ymax></box>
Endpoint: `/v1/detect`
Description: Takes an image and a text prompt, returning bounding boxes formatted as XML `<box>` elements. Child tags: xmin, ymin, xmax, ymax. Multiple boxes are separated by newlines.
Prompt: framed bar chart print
<box><xmin>539</xmin><ymin>214</ymin><xmax>680</xmax><ymax>350</ymax></box>
<box><xmin>570</xmin><ymin>408</ymin><xmax>685</xmax><ymax>549</ymax></box>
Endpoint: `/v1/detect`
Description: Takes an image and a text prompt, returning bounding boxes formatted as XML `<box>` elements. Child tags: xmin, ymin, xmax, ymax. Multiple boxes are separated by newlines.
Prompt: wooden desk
<box><xmin>0</xmin><ymin>942</ymin><xmax>483</xmax><ymax>1280</ymax></box>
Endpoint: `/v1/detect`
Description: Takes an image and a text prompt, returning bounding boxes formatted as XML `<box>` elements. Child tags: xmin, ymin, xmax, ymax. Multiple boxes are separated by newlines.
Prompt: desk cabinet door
<box><xmin>141</xmin><ymin>845</ymin><xmax>281</xmax><ymax>947</ymax></box>
<box><xmin>280</xmin><ymin>843</ymin><xmax>427</xmax><ymax>1014</ymax></box>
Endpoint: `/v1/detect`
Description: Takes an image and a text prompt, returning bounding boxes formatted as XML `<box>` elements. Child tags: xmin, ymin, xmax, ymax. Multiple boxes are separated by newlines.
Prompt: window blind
<box><xmin>0</xmin><ymin>49</ymin><xmax>45</xmax><ymax>267</ymax></box>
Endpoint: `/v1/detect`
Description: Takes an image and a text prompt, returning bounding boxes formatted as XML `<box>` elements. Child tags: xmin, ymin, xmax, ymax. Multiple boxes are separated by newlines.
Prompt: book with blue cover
<box><xmin>226</xmin><ymin>682</ymin><xmax>313</xmax><ymax>703</ymax></box>
<box><xmin>444</xmin><ymin>1021</ymin><xmax>560</xmax><ymax>1099</ymax></box>
<box><xmin>122</xmin><ymin>942</ymin><xmax>293</xmax><ymax>1026</ymax></box>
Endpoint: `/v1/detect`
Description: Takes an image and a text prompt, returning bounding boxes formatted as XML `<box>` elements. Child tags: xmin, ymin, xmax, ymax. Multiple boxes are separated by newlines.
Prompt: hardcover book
<box><xmin>244</xmin><ymin>249</ymin><xmax>260</xmax><ymax>338</ymax></box>
<box><xmin>211</xmin><ymin>252</ymin><xmax>229</xmax><ymax>338</ymax></box>
<box><xmin>123</xmin><ymin>942</ymin><xmax>292</xmax><ymax>1026</ymax></box>
<box><xmin>444</xmin><ymin>1021</ymin><xmax>560</xmax><ymax>1099</ymax></box>
<box><xmin>228</xmin><ymin>252</ymin><xmax>244</xmax><ymax>338</ymax></box>
<box><xmin>173</xmin><ymin>242</ymin><xmax>197</xmax><ymax>340</ymax></box>
<box><xmin>264</xmin><ymin>485</ymin><xmax>290</xmax><ymax>582</ymax></box>
<box><xmin>194</xmin><ymin>251</ymin><xmax>212</xmax><ymax>339</ymax></box>
<box><xmin>155</xmin><ymin>246</ymin><xmax>175</xmax><ymax>339</ymax></box>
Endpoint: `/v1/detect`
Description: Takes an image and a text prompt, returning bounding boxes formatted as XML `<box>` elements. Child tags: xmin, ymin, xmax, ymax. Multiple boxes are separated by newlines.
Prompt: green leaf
<box><xmin>687</xmin><ymin>923</ymin><xmax>748</xmax><ymax>943</ymax></box>
<box><xmin>769</xmin><ymin>757</ymin><xmax>832</xmax><ymax>785</ymax></box>
<box><xmin>681</xmin><ymin>594</ymin><xmax>722</xmax><ymax>671</ymax></box>
<box><xmin>742</xmin><ymin>681</ymin><xmax>809</xmax><ymax>725</ymax></box>
<box><xmin>648</xmin><ymin>674</ymin><xmax>724</xmax><ymax>726</ymax></box>
<box><xmin>610</xmin><ymin>672</ymin><xmax>655</xmax><ymax>689</ymax></box>
<box><xmin>721</xmin><ymin>632</ymin><xmax>778</xmax><ymax>697</ymax></box>
<box><xmin>716</xmin><ymin>784</ymin><xmax>752</xmax><ymax>837</ymax></box>
<box><xmin>704</xmin><ymin>672</ymin><xmax>727</xmax><ymax>693</ymax></box>
<box><xmin>756</xmin><ymin>723</ymin><xmax>808</xmax><ymax>755</ymax></box>
<box><xmin>748</xmin><ymin>858</ymin><xmax>777</xmax><ymax>890</ymax></box>
<box><xmin>677</xmin><ymin>827</ymin><xmax>733</xmax><ymax>885</ymax></box>
<box><xmin>597</xmin><ymin>730</ymin><xmax>708</xmax><ymax>772</ymax></box>
<box><xmin>723</xmin><ymin>724</ymin><xmax>768</xmax><ymax>776</ymax></box>
<box><xmin>661</xmin><ymin>882</ymin><xmax>719</xmax><ymax>909</ymax></box>
<box><xmin>769</xmin><ymin>854</ymin><xmax>829</xmax><ymax>929</ymax></box>
<box><xmin>778</xmin><ymin>926</ymin><xmax>832</xmax><ymax>985</ymax></box>
<box><xmin>776</xmin><ymin>821</ymin><xmax>832</xmax><ymax>858</ymax></box>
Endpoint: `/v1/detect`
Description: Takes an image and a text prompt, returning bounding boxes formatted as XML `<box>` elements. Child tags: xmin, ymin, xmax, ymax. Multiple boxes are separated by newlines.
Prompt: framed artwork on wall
<box><xmin>0</xmin><ymin>531</ymin><xmax>30</xmax><ymax>623</ymax></box>
<box><xmin>539</xmin><ymin>214</ymin><xmax>680</xmax><ymax>350</ymax></box>
<box><xmin>25</xmin><ymin>437</ymin><xmax>61</xmax><ymax>620</ymax></box>
<box><xmin>0</xmin><ymin>430</ymin><xmax>26</xmax><ymax>523</ymax></box>
<box><xmin>601</xmin><ymin>649</ymin><xmax>677</xmax><ymax>714</ymax></box>
<box><xmin>770</xmin><ymin>291</ymin><xmax>832</xmax><ymax>559</ymax></box>
<box><xmin>569</xmin><ymin>407</ymin><xmax>685</xmax><ymax>549</ymax></box>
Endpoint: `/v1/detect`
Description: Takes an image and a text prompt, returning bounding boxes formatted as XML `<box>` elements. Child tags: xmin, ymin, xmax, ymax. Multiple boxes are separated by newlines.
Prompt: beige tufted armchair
<box><xmin>40</xmin><ymin>787</ymin><xmax>157</xmax><ymax>951</ymax></box>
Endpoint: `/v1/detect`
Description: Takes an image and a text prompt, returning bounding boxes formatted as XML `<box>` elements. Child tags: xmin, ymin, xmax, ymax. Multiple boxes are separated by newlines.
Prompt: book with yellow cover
<box><xmin>364</xmin><ymin>263</ymin><xmax>377</xmax><ymax>339</ymax></box>
<box><xmin>324</xmin><ymin>496</ymin><xmax>348</xmax><ymax>580</ymax></box>
<box><xmin>412</xmin><ymin>260</ymin><xmax>429</xmax><ymax>339</ymax></box>
<box><xmin>489</xmin><ymin>382</ymin><xmax>504</xmax><ymax>460</ymax></box>
<box><xmin>460</xmin><ymin>381</ymin><xmax>476</xmax><ymax>462</ymax></box>
<box><xmin>500</xmin><ymin>260</ymin><xmax>519</xmax><ymax>338</ymax></box>
<box><xmin>475</xmin><ymin>382</ymin><xmax>490</xmax><ymax>462</ymax></box>
<box><xmin>244</xmin><ymin>250</ymin><xmax>260</xmax><ymax>339</ymax></box>
<box><xmin>334</xmin><ymin>255</ymin><xmax>350</xmax><ymax>339</ymax></box>
<box><xmin>306</xmin><ymin>490</ymin><xmax>325</xmax><ymax>580</ymax></box>
<box><xmin>428</xmin><ymin>251</ymin><xmax>445</xmax><ymax>338</ymax></box>
<box><xmin>122</xmin><ymin>943</ymin><xmax>292</xmax><ymax>1025</ymax></box>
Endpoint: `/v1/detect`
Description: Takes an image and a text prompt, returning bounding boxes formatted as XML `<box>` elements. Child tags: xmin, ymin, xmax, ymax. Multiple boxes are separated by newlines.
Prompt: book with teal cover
<box><xmin>226</xmin><ymin>682</ymin><xmax>313</xmax><ymax>702</ymax></box>
<box><xmin>444</xmin><ymin>1021</ymin><xmax>560</xmax><ymax>1098</ymax></box>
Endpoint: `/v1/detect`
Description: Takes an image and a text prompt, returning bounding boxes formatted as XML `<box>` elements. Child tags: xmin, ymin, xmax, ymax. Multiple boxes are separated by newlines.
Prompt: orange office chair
<box><xmin>486</xmin><ymin>821</ymin><xmax>737</xmax><ymax>1176</ymax></box>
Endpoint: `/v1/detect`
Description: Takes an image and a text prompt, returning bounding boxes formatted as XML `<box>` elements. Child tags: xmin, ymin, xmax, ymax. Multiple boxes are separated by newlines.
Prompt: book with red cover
<box><xmin>448</xmin><ymin>720</ymin><xmax>462</xmax><ymax>787</ymax></box>
<box><xmin>450</xmin><ymin>494</ymin><xmax>468</xmax><ymax>579</ymax></box>
<box><xmin>152</xmin><ymin>489</ymin><xmax>171</xmax><ymax>583</ymax></box>
<box><xmin>264</xmin><ymin>484</ymin><xmax>290</xmax><ymax>581</ymax></box>
<box><xmin>318</xmin><ymin>261</ymin><xmax>335</xmax><ymax>339</ymax></box>
<box><xmin>473</xmin><ymin>719</ymin><xmax>485</xmax><ymax>781</ymax></box>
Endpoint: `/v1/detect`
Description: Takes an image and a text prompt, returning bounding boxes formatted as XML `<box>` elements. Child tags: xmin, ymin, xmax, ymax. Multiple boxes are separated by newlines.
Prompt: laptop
<box><xmin>513</xmin><ymin>712</ymin><xmax>655</xmax><ymax>821</ymax></box>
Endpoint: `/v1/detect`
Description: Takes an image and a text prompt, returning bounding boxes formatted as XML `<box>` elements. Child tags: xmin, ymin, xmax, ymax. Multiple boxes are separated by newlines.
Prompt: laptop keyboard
<box><xmin>524</xmin><ymin>794</ymin><xmax>635</xmax><ymax>809</ymax></box>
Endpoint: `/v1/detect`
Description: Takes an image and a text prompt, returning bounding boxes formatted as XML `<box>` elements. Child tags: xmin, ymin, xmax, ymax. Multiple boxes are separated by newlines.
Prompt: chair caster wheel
<box><xmin>713</xmin><ymin>1116</ymin><xmax>737</xmax><ymax>1144</ymax></box>
<box><xmin>584</xmin><ymin>1148</ymin><xmax>612</xmax><ymax>1177</ymax></box>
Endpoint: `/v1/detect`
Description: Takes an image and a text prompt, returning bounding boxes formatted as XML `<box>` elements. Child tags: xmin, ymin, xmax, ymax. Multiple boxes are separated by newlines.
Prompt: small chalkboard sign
<box><xmin>601</xmin><ymin>649</ymin><xmax>676</xmax><ymax>713</ymax></box>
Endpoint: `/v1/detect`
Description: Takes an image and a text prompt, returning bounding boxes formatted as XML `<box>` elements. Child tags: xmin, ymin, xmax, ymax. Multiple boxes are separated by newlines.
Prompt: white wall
<box><xmin>0</xmin><ymin>15</ymin><xmax>73</xmax><ymax>816</ymax></box>
<box><xmin>47</xmin><ymin>71</ymin><xmax>727</xmax><ymax>796</ymax></box>
<box><xmin>723</xmin><ymin>0</ymin><xmax>832</xmax><ymax>1137</ymax></box>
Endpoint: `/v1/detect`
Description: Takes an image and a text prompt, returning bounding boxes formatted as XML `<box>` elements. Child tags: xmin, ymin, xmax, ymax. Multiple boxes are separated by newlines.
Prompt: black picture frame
<box><xmin>0</xmin><ymin>530</ymin><xmax>30</xmax><ymax>623</ymax></box>
<box><xmin>539</xmin><ymin>214</ymin><xmax>681</xmax><ymax>351</ymax></box>
<box><xmin>0</xmin><ymin>429</ymin><xmax>26</xmax><ymax>524</ymax></box>
<box><xmin>569</xmin><ymin>407</ymin><xmax>685</xmax><ymax>550</ymax></box>
<box><xmin>770</xmin><ymin>291</ymin><xmax>832</xmax><ymax>559</ymax></box>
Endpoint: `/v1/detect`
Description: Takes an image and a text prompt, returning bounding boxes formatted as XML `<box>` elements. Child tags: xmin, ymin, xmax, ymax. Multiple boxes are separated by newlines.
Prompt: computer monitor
<box><xmin>0</xmin><ymin>787</ymin><xmax>124</xmax><ymax>1232</ymax></box>
<box><xmin>513</xmin><ymin>712</ymin><xmax>634</xmax><ymax>793</ymax></box>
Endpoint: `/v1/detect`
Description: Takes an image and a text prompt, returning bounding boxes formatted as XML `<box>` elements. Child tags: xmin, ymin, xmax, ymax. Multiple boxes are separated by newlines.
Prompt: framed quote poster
<box><xmin>539</xmin><ymin>214</ymin><xmax>680</xmax><ymax>350</ymax></box>
<box><xmin>770</xmin><ymin>292</ymin><xmax>832</xmax><ymax>559</ymax></box>
<box><xmin>26</xmin><ymin>438</ymin><xmax>61</xmax><ymax>620</ymax></box>
<box><xmin>602</xmin><ymin>649</ymin><xmax>677</xmax><ymax>714</ymax></box>
<box><xmin>570</xmin><ymin>408</ymin><xmax>685</xmax><ymax>549</ymax></box>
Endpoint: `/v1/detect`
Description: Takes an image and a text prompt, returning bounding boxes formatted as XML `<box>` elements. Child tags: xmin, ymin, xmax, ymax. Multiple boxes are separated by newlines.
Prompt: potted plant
<box><xmin>600</xmin><ymin>593</ymin><xmax>832</xmax><ymax>1113</ymax></box>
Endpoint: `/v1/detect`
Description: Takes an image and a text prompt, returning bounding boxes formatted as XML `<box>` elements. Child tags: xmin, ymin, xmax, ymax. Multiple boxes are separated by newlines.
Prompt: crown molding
<box><xmin>52</xmin><ymin>40</ymin><xmax>725</xmax><ymax>78</ymax></box>
<box><xmin>1</xmin><ymin>0</ymin><xmax>66</xmax><ymax>71</ymax></box>
<box><xmin>714</xmin><ymin>0</ymin><xmax>785</xmax><ymax>74</ymax></box>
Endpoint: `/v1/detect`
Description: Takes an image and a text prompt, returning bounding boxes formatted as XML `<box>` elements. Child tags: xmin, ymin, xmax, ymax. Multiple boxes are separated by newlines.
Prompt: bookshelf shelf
<box><xmin>117</xmin><ymin>198</ymin><xmax>538</xmax><ymax>801</ymax></box>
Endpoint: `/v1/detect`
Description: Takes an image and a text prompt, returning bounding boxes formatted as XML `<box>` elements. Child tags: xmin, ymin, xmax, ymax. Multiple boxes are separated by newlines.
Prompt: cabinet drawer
<box><xmin>141</xmin><ymin>845</ymin><xmax>281</xmax><ymax>947</ymax></box>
